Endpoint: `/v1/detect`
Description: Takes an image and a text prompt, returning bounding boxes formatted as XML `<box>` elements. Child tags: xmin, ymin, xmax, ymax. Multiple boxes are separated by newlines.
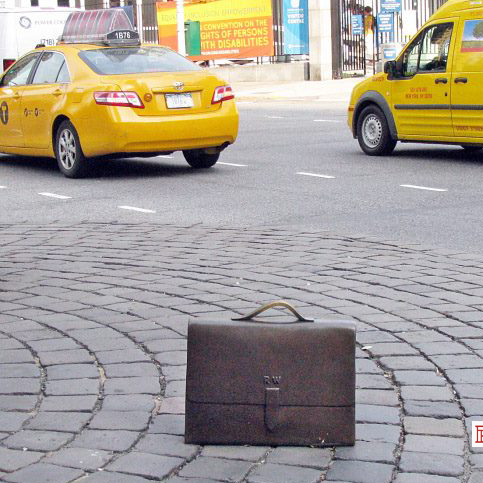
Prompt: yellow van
<box><xmin>348</xmin><ymin>0</ymin><xmax>483</xmax><ymax>155</ymax></box>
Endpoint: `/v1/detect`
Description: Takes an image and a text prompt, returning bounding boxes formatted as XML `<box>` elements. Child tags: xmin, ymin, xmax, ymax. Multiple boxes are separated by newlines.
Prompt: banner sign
<box><xmin>381</xmin><ymin>0</ymin><xmax>401</xmax><ymax>13</ymax></box>
<box><xmin>351</xmin><ymin>15</ymin><xmax>363</xmax><ymax>35</ymax></box>
<box><xmin>378</xmin><ymin>12</ymin><xmax>394</xmax><ymax>33</ymax></box>
<box><xmin>282</xmin><ymin>0</ymin><xmax>309</xmax><ymax>55</ymax></box>
<box><xmin>382</xmin><ymin>45</ymin><xmax>397</xmax><ymax>60</ymax></box>
<box><xmin>156</xmin><ymin>0</ymin><xmax>274</xmax><ymax>61</ymax></box>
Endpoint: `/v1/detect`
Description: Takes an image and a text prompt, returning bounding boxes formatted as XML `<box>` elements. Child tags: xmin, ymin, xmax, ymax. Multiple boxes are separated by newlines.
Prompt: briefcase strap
<box><xmin>233</xmin><ymin>300</ymin><xmax>314</xmax><ymax>323</ymax></box>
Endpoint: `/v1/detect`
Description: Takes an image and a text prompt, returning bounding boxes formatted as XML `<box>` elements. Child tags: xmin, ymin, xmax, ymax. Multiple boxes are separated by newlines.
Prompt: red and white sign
<box><xmin>472</xmin><ymin>421</ymin><xmax>483</xmax><ymax>448</ymax></box>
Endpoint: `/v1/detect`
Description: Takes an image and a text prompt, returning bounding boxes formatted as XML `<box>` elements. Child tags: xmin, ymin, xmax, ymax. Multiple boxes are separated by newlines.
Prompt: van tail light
<box><xmin>3</xmin><ymin>59</ymin><xmax>15</xmax><ymax>72</ymax></box>
<box><xmin>212</xmin><ymin>85</ymin><xmax>234</xmax><ymax>104</ymax></box>
<box><xmin>93</xmin><ymin>91</ymin><xmax>145</xmax><ymax>109</ymax></box>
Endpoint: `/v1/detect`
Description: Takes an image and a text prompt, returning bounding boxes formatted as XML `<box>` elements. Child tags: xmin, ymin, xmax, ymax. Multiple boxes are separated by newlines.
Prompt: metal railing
<box><xmin>336</xmin><ymin>0</ymin><xmax>448</xmax><ymax>77</ymax></box>
<box><xmin>140</xmin><ymin>0</ymin><xmax>157</xmax><ymax>43</ymax></box>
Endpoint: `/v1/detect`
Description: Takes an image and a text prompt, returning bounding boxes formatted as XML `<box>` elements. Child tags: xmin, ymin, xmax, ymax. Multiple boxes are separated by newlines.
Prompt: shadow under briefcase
<box><xmin>185</xmin><ymin>301</ymin><xmax>356</xmax><ymax>446</ymax></box>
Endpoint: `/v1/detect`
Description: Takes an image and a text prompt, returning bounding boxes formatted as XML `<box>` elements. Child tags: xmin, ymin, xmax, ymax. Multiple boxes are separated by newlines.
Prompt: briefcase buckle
<box><xmin>264</xmin><ymin>387</ymin><xmax>280</xmax><ymax>432</ymax></box>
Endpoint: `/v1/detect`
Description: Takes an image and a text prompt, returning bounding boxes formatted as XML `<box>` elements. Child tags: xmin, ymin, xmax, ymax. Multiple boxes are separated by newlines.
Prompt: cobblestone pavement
<box><xmin>0</xmin><ymin>223</ymin><xmax>483</xmax><ymax>483</ymax></box>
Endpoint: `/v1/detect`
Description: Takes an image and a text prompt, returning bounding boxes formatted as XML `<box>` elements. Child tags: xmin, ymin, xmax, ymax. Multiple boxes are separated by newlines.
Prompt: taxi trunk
<box><xmin>75</xmin><ymin>44</ymin><xmax>238</xmax><ymax>157</ymax></box>
<box><xmin>101</xmin><ymin>71</ymin><xmax>224</xmax><ymax>117</ymax></box>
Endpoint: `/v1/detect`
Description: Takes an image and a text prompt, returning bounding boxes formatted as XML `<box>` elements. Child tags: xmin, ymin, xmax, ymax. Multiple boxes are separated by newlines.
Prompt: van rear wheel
<box><xmin>357</xmin><ymin>105</ymin><xmax>397</xmax><ymax>156</ymax></box>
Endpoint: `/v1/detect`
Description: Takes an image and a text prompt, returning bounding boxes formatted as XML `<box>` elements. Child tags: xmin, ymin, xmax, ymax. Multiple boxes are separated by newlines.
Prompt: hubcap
<box><xmin>362</xmin><ymin>114</ymin><xmax>383</xmax><ymax>148</ymax></box>
<box><xmin>58</xmin><ymin>129</ymin><xmax>76</xmax><ymax>170</ymax></box>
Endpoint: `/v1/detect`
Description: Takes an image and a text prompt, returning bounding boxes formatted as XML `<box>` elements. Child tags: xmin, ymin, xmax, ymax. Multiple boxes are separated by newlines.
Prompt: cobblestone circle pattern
<box><xmin>0</xmin><ymin>223</ymin><xmax>482</xmax><ymax>483</ymax></box>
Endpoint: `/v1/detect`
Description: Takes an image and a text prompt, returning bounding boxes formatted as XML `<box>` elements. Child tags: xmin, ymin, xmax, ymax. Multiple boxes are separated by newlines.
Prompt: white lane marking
<box><xmin>266</xmin><ymin>115</ymin><xmax>284</xmax><ymax>119</ymax></box>
<box><xmin>314</xmin><ymin>119</ymin><xmax>343</xmax><ymax>123</ymax></box>
<box><xmin>218</xmin><ymin>162</ymin><xmax>247</xmax><ymax>167</ymax></box>
<box><xmin>157</xmin><ymin>155</ymin><xmax>173</xmax><ymax>159</ymax></box>
<box><xmin>38</xmin><ymin>192</ymin><xmax>72</xmax><ymax>200</ymax></box>
<box><xmin>400</xmin><ymin>184</ymin><xmax>447</xmax><ymax>192</ymax></box>
<box><xmin>297</xmin><ymin>172</ymin><xmax>336</xmax><ymax>179</ymax></box>
<box><xmin>119</xmin><ymin>205</ymin><xmax>156</xmax><ymax>214</ymax></box>
<box><xmin>0</xmin><ymin>186</ymin><xmax>6</xmax><ymax>189</ymax></box>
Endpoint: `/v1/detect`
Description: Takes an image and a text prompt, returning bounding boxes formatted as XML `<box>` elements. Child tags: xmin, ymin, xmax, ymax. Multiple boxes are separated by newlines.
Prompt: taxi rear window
<box><xmin>79</xmin><ymin>47</ymin><xmax>201</xmax><ymax>75</ymax></box>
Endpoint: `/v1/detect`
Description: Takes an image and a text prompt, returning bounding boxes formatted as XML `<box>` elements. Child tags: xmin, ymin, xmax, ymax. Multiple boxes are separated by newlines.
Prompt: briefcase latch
<box><xmin>264</xmin><ymin>387</ymin><xmax>280</xmax><ymax>432</ymax></box>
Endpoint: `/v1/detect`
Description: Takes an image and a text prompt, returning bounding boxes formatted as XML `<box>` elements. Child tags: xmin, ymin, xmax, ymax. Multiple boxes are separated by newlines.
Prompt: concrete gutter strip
<box><xmin>231</xmin><ymin>77</ymin><xmax>366</xmax><ymax>102</ymax></box>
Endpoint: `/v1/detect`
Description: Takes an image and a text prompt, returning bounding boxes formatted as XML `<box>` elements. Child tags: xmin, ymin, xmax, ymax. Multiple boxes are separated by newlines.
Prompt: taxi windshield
<box><xmin>79</xmin><ymin>46</ymin><xmax>201</xmax><ymax>75</ymax></box>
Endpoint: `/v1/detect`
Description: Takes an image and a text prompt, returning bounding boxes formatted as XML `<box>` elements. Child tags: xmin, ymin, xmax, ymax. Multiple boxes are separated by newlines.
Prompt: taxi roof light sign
<box><xmin>60</xmin><ymin>9</ymin><xmax>140</xmax><ymax>46</ymax></box>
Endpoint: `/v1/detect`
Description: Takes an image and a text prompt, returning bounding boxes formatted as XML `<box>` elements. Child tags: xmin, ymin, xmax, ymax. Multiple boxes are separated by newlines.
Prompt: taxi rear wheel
<box><xmin>55</xmin><ymin>120</ymin><xmax>88</xmax><ymax>178</ymax></box>
<box><xmin>357</xmin><ymin>105</ymin><xmax>397</xmax><ymax>156</ymax></box>
<box><xmin>183</xmin><ymin>149</ymin><xmax>220</xmax><ymax>169</ymax></box>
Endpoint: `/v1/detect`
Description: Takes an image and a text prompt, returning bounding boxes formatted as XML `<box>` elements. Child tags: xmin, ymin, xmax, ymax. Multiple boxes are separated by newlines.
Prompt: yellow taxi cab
<box><xmin>348</xmin><ymin>0</ymin><xmax>483</xmax><ymax>156</ymax></box>
<box><xmin>0</xmin><ymin>9</ymin><xmax>238</xmax><ymax>178</ymax></box>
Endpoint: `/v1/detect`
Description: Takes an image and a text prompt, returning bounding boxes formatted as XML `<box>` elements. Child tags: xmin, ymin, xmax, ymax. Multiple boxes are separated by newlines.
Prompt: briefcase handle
<box><xmin>233</xmin><ymin>300</ymin><xmax>314</xmax><ymax>323</ymax></box>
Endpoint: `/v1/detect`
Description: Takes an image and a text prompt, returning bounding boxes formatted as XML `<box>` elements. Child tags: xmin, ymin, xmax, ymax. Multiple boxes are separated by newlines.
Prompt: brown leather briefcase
<box><xmin>185</xmin><ymin>301</ymin><xmax>356</xmax><ymax>446</ymax></box>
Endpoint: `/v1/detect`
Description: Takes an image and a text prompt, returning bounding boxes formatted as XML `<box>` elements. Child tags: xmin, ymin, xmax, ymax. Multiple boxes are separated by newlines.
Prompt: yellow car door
<box><xmin>451</xmin><ymin>13</ymin><xmax>483</xmax><ymax>139</ymax></box>
<box><xmin>0</xmin><ymin>52</ymin><xmax>41</xmax><ymax>148</ymax></box>
<box><xmin>391</xmin><ymin>21</ymin><xmax>457</xmax><ymax>139</ymax></box>
<box><xmin>21</xmin><ymin>51</ymin><xmax>69</xmax><ymax>150</ymax></box>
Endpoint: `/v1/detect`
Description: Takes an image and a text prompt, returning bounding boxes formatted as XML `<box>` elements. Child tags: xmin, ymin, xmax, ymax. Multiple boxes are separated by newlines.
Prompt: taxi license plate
<box><xmin>165</xmin><ymin>93</ymin><xmax>194</xmax><ymax>109</ymax></box>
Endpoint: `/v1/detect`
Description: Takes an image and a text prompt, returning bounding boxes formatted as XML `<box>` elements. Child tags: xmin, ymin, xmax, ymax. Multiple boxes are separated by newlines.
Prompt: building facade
<box><xmin>0</xmin><ymin>0</ymin><xmax>451</xmax><ymax>80</ymax></box>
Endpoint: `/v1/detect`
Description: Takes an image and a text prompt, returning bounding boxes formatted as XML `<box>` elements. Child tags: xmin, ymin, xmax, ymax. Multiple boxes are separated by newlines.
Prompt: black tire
<box><xmin>357</xmin><ymin>105</ymin><xmax>397</xmax><ymax>156</ymax></box>
<box><xmin>461</xmin><ymin>146</ymin><xmax>483</xmax><ymax>152</ymax></box>
<box><xmin>183</xmin><ymin>149</ymin><xmax>219</xmax><ymax>169</ymax></box>
<box><xmin>54</xmin><ymin>120</ymin><xmax>88</xmax><ymax>178</ymax></box>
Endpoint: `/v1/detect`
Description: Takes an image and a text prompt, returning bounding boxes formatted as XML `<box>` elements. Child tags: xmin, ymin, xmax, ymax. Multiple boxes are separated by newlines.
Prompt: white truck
<box><xmin>0</xmin><ymin>7</ymin><xmax>79</xmax><ymax>72</ymax></box>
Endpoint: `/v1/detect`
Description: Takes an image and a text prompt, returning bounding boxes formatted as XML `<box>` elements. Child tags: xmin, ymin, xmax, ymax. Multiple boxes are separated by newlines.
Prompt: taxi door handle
<box><xmin>12</xmin><ymin>92</ymin><xmax>20</xmax><ymax>100</ymax></box>
<box><xmin>455</xmin><ymin>77</ymin><xmax>468</xmax><ymax>84</ymax></box>
<box><xmin>435</xmin><ymin>78</ymin><xmax>447</xmax><ymax>84</ymax></box>
<box><xmin>52</xmin><ymin>89</ymin><xmax>63</xmax><ymax>96</ymax></box>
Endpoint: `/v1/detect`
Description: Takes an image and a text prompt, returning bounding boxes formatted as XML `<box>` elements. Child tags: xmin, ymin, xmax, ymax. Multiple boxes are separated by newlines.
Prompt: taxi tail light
<box><xmin>94</xmin><ymin>91</ymin><xmax>145</xmax><ymax>109</ymax></box>
<box><xmin>3</xmin><ymin>59</ymin><xmax>15</xmax><ymax>71</ymax></box>
<box><xmin>212</xmin><ymin>86</ymin><xmax>234</xmax><ymax>104</ymax></box>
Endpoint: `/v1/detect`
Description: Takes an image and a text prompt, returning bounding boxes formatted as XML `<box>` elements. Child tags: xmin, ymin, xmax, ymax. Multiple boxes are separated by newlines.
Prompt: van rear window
<box><xmin>79</xmin><ymin>46</ymin><xmax>201</xmax><ymax>75</ymax></box>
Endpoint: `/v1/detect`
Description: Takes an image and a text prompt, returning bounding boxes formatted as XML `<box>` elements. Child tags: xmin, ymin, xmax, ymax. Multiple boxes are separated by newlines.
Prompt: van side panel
<box><xmin>390</xmin><ymin>18</ymin><xmax>458</xmax><ymax>139</ymax></box>
<box><xmin>451</xmin><ymin>8</ymin><xmax>483</xmax><ymax>139</ymax></box>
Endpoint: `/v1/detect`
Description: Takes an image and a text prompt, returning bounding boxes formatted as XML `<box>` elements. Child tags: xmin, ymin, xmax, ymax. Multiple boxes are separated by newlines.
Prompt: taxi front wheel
<box><xmin>183</xmin><ymin>149</ymin><xmax>220</xmax><ymax>169</ymax></box>
<box><xmin>55</xmin><ymin>120</ymin><xmax>88</xmax><ymax>178</ymax></box>
<box><xmin>357</xmin><ymin>105</ymin><xmax>397</xmax><ymax>156</ymax></box>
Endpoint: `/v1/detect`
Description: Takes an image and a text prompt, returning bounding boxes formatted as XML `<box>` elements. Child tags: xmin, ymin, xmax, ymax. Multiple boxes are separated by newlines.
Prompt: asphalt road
<box><xmin>1</xmin><ymin>100</ymin><xmax>483</xmax><ymax>253</ymax></box>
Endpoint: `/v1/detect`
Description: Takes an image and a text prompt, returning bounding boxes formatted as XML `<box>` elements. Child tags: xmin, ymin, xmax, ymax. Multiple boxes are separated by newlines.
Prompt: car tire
<box><xmin>461</xmin><ymin>146</ymin><xmax>482</xmax><ymax>152</ymax></box>
<box><xmin>55</xmin><ymin>120</ymin><xmax>88</xmax><ymax>178</ymax></box>
<box><xmin>357</xmin><ymin>105</ymin><xmax>397</xmax><ymax>156</ymax></box>
<box><xmin>183</xmin><ymin>149</ymin><xmax>220</xmax><ymax>169</ymax></box>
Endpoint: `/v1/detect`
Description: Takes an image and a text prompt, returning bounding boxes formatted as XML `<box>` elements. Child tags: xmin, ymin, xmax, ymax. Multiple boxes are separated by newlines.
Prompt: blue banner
<box><xmin>381</xmin><ymin>0</ymin><xmax>401</xmax><ymax>13</ymax></box>
<box><xmin>352</xmin><ymin>15</ymin><xmax>363</xmax><ymax>36</ymax></box>
<box><xmin>382</xmin><ymin>46</ymin><xmax>397</xmax><ymax>60</ymax></box>
<box><xmin>378</xmin><ymin>12</ymin><xmax>394</xmax><ymax>34</ymax></box>
<box><xmin>283</xmin><ymin>0</ymin><xmax>309</xmax><ymax>55</ymax></box>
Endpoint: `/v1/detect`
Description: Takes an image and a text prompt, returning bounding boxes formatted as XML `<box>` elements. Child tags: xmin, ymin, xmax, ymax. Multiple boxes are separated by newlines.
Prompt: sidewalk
<box><xmin>233</xmin><ymin>77</ymin><xmax>364</xmax><ymax>103</ymax></box>
<box><xmin>0</xmin><ymin>223</ymin><xmax>482</xmax><ymax>483</ymax></box>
